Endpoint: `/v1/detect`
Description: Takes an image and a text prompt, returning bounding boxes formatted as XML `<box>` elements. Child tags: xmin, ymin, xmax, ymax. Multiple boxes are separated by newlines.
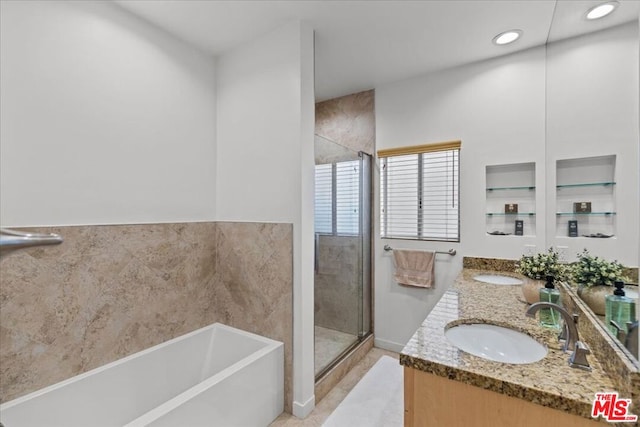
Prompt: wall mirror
<box><xmin>544</xmin><ymin>1</ymin><xmax>639</xmax><ymax>366</ymax></box>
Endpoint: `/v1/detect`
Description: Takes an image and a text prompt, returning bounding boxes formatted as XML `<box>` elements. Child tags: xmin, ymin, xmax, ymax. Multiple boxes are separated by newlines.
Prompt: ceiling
<box><xmin>115</xmin><ymin>0</ymin><xmax>640</xmax><ymax>101</ymax></box>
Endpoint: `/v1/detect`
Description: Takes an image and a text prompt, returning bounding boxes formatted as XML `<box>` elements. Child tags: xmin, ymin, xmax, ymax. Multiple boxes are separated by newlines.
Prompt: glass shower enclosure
<box><xmin>314</xmin><ymin>135</ymin><xmax>372</xmax><ymax>378</ymax></box>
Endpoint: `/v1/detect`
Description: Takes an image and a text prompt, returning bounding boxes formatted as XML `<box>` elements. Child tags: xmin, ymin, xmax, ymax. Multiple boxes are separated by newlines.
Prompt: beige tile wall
<box><xmin>314</xmin><ymin>235</ymin><xmax>361</xmax><ymax>334</ymax></box>
<box><xmin>315</xmin><ymin>89</ymin><xmax>375</xmax><ymax>155</ymax></box>
<box><xmin>0</xmin><ymin>222</ymin><xmax>293</xmax><ymax>412</ymax></box>
<box><xmin>215</xmin><ymin>222</ymin><xmax>293</xmax><ymax>412</ymax></box>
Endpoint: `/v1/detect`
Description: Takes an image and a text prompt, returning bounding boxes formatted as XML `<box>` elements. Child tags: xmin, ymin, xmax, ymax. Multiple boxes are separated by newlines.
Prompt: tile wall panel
<box><xmin>0</xmin><ymin>221</ymin><xmax>294</xmax><ymax>412</ymax></box>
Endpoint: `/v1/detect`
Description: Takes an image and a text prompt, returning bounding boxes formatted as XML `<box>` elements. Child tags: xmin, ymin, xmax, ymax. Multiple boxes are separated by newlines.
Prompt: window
<box><xmin>314</xmin><ymin>160</ymin><xmax>360</xmax><ymax>235</ymax></box>
<box><xmin>315</xmin><ymin>164</ymin><xmax>333</xmax><ymax>234</ymax></box>
<box><xmin>379</xmin><ymin>141</ymin><xmax>460</xmax><ymax>241</ymax></box>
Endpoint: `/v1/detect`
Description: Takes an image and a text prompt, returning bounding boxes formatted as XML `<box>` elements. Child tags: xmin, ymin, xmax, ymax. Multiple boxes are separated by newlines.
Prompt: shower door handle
<box><xmin>0</xmin><ymin>228</ymin><xmax>63</xmax><ymax>257</ymax></box>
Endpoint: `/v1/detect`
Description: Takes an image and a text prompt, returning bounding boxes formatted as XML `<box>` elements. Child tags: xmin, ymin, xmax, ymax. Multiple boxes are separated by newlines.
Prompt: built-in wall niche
<box><xmin>485</xmin><ymin>162</ymin><xmax>536</xmax><ymax>237</ymax></box>
<box><xmin>555</xmin><ymin>155</ymin><xmax>616</xmax><ymax>238</ymax></box>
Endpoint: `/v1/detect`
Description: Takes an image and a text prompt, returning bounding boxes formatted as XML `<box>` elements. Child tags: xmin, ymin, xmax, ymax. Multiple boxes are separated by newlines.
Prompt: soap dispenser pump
<box><xmin>605</xmin><ymin>281</ymin><xmax>636</xmax><ymax>336</ymax></box>
<box><xmin>538</xmin><ymin>275</ymin><xmax>562</xmax><ymax>330</ymax></box>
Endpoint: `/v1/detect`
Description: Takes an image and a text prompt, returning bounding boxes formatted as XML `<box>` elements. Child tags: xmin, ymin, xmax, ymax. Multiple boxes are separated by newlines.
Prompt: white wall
<box><xmin>374</xmin><ymin>22</ymin><xmax>639</xmax><ymax>351</ymax></box>
<box><xmin>0</xmin><ymin>0</ymin><xmax>217</xmax><ymax>226</ymax></box>
<box><xmin>216</xmin><ymin>22</ymin><xmax>305</xmax><ymax>223</ymax></box>
<box><xmin>215</xmin><ymin>21</ymin><xmax>316</xmax><ymax>417</ymax></box>
<box><xmin>374</xmin><ymin>47</ymin><xmax>547</xmax><ymax>351</ymax></box>
<box><xmin>546</xmin><ymin>22</ymin><xmax>639</xmax><ymax>267</ymax></box>
<box><xmin>3</xmin><ymin>1</ymin><xmax>316</xmax><ymax>416</ymax></box>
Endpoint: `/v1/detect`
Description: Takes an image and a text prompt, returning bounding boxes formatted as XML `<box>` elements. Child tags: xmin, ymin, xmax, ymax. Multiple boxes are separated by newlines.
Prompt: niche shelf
<box><xmin>556</xmin><ymin>182</ymin><xmax>616</xmax><ymax>189</ymax></box>
<box><xmin>487</xmin><ymin>185</ymin><xmax>536</xmax><ymax>191</ymax></box>
<box><xmin>485</xmin><ymin>162</ymin><xmax>536</xmax><ymax>237</ymax></box>
<box><xmin>555</xmin><ymin>155</ymin><xmax>616</xmax><ymax>238</ymax></box>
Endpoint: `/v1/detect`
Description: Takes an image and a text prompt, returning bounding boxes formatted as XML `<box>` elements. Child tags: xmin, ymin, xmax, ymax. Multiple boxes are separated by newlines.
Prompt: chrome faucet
<box><xmin>0</xmin><ymin>228</ymin><xmax>63</xmax><ymax>259</ymax></box>
<box><xmin>526</xmin><ymin>302</ymin><xmax>579</xmax><ymax>351</ymax></box>
<box><xmin>526</xmin><ymin>302</ymin><xmax>591</xmax><ymax>371</ymax></box>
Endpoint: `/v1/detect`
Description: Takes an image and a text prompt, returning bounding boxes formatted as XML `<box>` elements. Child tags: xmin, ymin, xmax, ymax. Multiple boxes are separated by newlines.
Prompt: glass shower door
<box><xmin>314</xmin><ymin>135</ymin><xmax>372</xmax><ymax>378</ymax></box>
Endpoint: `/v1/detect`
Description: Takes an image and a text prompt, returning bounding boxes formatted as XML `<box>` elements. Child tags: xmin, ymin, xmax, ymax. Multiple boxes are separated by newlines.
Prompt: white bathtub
<box><xmin>0</xmin><ymin>323</ymin><xmax>284</xmax><ymax>427</ymax></box>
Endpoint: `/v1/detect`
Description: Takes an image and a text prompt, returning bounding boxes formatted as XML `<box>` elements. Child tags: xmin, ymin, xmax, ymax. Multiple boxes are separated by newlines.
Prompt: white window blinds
<box><xmin>315</xmin><ymin>164</ymin><xmax>333</xmax><ymax>234</ymax></box>
<box><xmin>336</xmin><ymin>160</ymin><xmax>360</xmax><ymax>235</ymax></box>
<box><xmin>379</xmin><ymin>141</ymin><xmax>460</xmax><ymax>242</ymax></box>
<box><xmin>314</xmin><ymin>160</ymin><xmax>360</xmax><ymax>235</ymax></box>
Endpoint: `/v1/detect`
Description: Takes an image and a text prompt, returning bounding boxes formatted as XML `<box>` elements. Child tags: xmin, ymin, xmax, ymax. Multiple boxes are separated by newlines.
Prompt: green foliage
<box><xmin>516</xmin><ymin>247</ymin><xmax>570</xmax><ymax>282</ymax></box>
<box><xmin>571</xmin><ymin>248</ymin><xmax>627</xmax><ymax>287</ymax></box>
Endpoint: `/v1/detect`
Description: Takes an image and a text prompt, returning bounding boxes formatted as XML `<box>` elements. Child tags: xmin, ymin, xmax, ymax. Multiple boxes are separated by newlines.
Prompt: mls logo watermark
<box><xmin>591</xmin><ymin>392</ymin><xmax>638</xmax><ymax>423</ymax></box>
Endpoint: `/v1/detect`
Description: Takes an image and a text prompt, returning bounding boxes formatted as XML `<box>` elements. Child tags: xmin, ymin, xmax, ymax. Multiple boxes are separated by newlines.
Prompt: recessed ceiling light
<box><xmin>586</xmin><ymin>1</ymin><xmax>619</xmax><ymax>20</ymax></box>
<box><xmin>492</xmin><ymin>30</ymin><xmax>522</xmax><ymax>46</ymax></box>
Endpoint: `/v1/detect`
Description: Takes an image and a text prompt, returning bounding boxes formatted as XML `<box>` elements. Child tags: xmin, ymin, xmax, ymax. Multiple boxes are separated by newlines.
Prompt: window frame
<box><xmin>379</xmin><ymin>141</ymin><xmax>461</xmax><ymax>242</ymax></box>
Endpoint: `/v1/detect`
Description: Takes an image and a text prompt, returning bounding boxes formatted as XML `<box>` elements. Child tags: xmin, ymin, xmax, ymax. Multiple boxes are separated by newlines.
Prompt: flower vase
<box><xmin>521</xmin><ymin>278</ymin><xmax>544</xmax><ymax>304</ymax></box>
<box><xmin>577</xmin><ymin>285</ymin><xmax>612</xmax><ymax>316</ymax></box>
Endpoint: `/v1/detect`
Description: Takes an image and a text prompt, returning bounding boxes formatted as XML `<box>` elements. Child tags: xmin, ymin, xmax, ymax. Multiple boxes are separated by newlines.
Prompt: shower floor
<box><xmin>315</xmin><ymin>326</ymin><xmax>358</xmax><ymax>376</ymax></box>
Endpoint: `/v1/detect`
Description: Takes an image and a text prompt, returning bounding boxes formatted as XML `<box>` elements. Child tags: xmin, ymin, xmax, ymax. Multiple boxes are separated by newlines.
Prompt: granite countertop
<box><xmin>399</xmin><ymin>268</ymin><xmax>616</xmax><ymax>421</ymax></box>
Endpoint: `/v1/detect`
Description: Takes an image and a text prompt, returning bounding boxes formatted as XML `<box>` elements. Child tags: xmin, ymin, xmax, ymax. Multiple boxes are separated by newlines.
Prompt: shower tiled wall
<box><xmin>314</xmin><ymin>235</ymin><xmax>360</xmax><ymax>334</ymax></box>
<box><xmin>0</xmin><ymin>222</ymin><xmax>293</xmax><ymax>411</ymax></box>
<box><xmin>314</xmin><ymin>89</ymin><xmax>375</xmax><ymax>339</ymax></box>
<box><xmin>315</xmin><ymin>89</ymin><xmax>375</xmax><ymax>155</ymax></box>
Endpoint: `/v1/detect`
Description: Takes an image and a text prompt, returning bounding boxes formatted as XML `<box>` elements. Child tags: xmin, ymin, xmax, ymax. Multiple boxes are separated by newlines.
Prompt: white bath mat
<box><xmin>322</xmin><ymin>355</ymin><xmax>403</xmax><ymax>427</ymax></box>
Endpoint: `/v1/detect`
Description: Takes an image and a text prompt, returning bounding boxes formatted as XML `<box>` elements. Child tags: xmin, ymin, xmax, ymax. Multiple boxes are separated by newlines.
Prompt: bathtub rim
<box><xmin>124</xmin><ymin>339</ymin><xmax>284</xmax><ymax>426</ymax></box>
<box><xmin>0</xmin><ymin>322</ymin><xmax>283</xmax><ymax>411</ymax></box>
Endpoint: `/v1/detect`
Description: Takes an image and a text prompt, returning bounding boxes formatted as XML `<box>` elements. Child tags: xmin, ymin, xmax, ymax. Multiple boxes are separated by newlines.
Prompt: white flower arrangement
<box><xmin>515</xmin><ymin>247</ymin><xmax>570</xmax><ymax>282</ymax></box>
<box><xmin>571</xmin><ymin>248</ymin><xmax>627</xmax><ymax>287</ymax></box>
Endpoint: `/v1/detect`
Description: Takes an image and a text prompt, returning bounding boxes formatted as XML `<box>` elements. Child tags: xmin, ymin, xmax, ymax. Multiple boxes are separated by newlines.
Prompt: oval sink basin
<box><xmin>473</xmin><ymin>274</ymin><xmax>523</xmax><ymax>285</ymax></box>
<box><xmin>445</xmin><ymin>323</ymin><xmax>547</xmax><ymax>364</ymax></box>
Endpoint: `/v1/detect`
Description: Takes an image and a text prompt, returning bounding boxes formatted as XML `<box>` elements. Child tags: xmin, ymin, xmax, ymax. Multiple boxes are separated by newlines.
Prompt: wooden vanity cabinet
<box><xmin>403</xmin><ymin>367</ymin><xmax>603</xmax><ymax>426</ymax></box>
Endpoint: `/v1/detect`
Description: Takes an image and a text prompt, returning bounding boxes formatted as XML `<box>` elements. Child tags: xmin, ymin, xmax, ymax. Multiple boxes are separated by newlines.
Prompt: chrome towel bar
<box><xmin>383</xmin><ymin>244</ymin><xmax>456</xmax><ymax>256</ymax></box>
<box><xmin>0</xmin><ymin>228</ymin><xmax>63</xmax><ymax>257</ymax></box>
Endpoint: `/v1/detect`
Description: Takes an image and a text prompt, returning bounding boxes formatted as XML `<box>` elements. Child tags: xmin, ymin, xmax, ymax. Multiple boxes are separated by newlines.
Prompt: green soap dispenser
<box><xmin>539</xmin><ymin>275</ymin><xmax>562</xmax><ymax>330</ymax></box>
<box><xmin>606</xmin><ymin>281</ymin><xmax>637</xmax><ymax>336</ymax></box>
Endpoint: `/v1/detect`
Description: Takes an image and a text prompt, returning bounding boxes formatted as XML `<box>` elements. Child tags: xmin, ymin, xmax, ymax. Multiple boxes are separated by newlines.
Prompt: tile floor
<box><xmin>322</xmin><ymin>355</ymin><xmax>403</xmax><ymax>426</ymax></box>
<box><xmin>270</xmin><ymin>347</ymin><xmax>400</xmax><ymax>426</ymax></box>
<box><xmin>314</xmin><ymin>326</ymin><xmax>359</xmax><ymax>375</ymax></box>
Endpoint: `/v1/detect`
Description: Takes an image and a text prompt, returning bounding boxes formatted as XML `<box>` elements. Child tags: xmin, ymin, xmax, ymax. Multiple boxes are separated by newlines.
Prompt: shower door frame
<box><xmin>313</xmin><ymin>149</ymin><xmax>373</xmax><ymax>381</ymax></box>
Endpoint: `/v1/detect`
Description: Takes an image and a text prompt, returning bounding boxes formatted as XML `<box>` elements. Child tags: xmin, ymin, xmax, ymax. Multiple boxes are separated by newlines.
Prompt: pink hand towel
<box><xmin>392</xmin><ymin>249</ymin><xmax>435</xmax><ymax>288</ymax></box>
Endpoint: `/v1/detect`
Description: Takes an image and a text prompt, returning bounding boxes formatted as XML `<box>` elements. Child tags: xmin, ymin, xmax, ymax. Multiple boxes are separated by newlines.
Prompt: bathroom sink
<box><xmin>473</xmin><ymin>274</ymin><xmax>523</xmax><ymax>285</ymax></box>
<box><xmin>445</xmin><ymin>323</ymin><xmax>547</xmax><ymax>364</ymax></box>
